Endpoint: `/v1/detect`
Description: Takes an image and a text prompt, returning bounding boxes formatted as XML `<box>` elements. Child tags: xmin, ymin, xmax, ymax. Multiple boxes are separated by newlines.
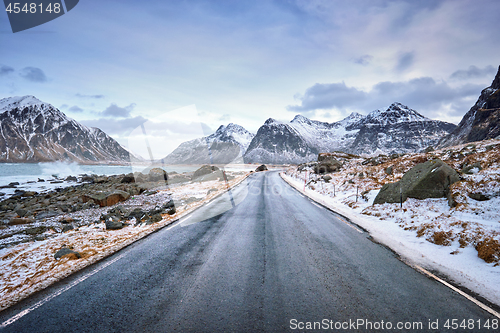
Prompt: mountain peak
<box><xmin>339</xmin><ymin>112</ymin><xmax>364</xmax><ymax>126</ymax></box>
<box><xmin>264</xmin><ymin>118</ymin><xmax>280</xmax><ymax>125</ymax></box>
<box><xmin>365</xmin><ymin>103</ymin><xmax>428</xmax><ymax>126</ymax></box>
<box><xmin>0</xmin><ymin>95</ymin><xmax>46</xmax><ymax>113</ymax></box>
<box><xmin>291</xmin><ymin>114</ymin><xmax>310</xmax><ymax>123</ymax></box>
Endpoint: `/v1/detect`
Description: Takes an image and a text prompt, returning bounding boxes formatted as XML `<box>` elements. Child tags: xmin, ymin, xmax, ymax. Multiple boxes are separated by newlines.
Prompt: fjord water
<box><xmin>0</xmin><ymin>162</ymin><xmax>195</xmax><ymax>200</ymax></box>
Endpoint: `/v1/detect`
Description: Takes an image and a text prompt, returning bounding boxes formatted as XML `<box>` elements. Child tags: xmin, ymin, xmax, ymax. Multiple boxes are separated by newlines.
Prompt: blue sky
<box><xmin>1</xmin><ymin>0</ymin><xmax>499</xmax><ymax>157</ymax></box>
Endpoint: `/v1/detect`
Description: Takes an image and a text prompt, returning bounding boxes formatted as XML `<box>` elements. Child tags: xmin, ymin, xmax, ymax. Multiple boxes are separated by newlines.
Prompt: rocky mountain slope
<box><xmin>0</xmin><ymin>96</ymin><xmax>133</xmax><ymax>163</ymax></box>
<box><xmin>161</xmin><ymin>123</ymin><xmax>254</xmax><ymax>164</ymax></box>
<box><xmin>439</xmin><ymin>65</ymin><xmax>500</xmax><ymax>148</ymax></box>
<box><xmin>243</xmin><ymin>103</ymin><xmax>456</xmax><ymax>164</ymax></box>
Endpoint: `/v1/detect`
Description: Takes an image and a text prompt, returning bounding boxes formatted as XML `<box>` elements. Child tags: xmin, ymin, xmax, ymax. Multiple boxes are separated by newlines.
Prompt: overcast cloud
<box><xmin>1</xmin><ymin>0</ymin><xmax>499</xmax><ymax>151</ymax></box>
<box><xmin>100</xmin><ymin>103</ymin><xmax>136</xmax><ymax>118</ymax></box>
<box><xmin>0</xmin><ymin>65</ymin><xmax>14</xmax><ymax>76</ymax></box>
<box><xmin>288</xmin><ymin>75</ymin><xmax>485</xmax><ymax>119</ymax></box>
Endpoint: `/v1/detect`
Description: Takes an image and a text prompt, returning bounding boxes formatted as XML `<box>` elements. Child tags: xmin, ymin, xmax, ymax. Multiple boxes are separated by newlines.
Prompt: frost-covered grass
<box><xmin>0</xmin><ymin>173</ymin><xmax>248</xmax><ymax>311</ymax></box>
<box><xmin>283</xmin><ymin>139</ymin><xmax>500</xmax><ymax>305</ymax></box>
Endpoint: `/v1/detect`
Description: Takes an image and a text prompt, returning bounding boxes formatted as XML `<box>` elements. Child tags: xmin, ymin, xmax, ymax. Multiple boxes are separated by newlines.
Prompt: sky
<box><xmin>1</xmin><ymin>0</ymin><xmax>499</xmax><ymax>158</ymax></box>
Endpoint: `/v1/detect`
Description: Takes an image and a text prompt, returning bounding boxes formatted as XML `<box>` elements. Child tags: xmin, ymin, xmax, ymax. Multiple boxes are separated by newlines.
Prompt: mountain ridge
<box><xmin>0</xmin><ymin>95</ymin><xmax>134</xmax><ymax>164</ymax></box>
<box><xmin>438</xmin><ymin>65</ymin><xmax>500</xmax><ymax>148</ymax></box>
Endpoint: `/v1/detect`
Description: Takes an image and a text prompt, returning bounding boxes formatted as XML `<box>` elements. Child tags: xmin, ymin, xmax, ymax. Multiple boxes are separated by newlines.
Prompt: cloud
<box><xmin>287</xmin><ymin>76</ymin><xmax>484</xmax><ymax>120</ymax></box>
<box><xmin>80</xmin><ymin>116</ymin><xmax>148</xmax><ymax>136</ymax></box>
<box><xmin>0</xmin><ymin>65</ymin><xmax>14</xmax><ymax>76</ymax></box>
<box><xmin>395</xmin><ymin>51</ymin><xmax>415</xmax><ymax>72</ymax></box>
<box><xmin>219</xmin><ymin>114</ymin><xmax>231</xmax><ymax>122</ymax></box>
<box><xmin>19</xmin><ymin>67</ymin><xmax>47</xmax><ymax>82</ymax></box>
<box><xmin>100</xmin><ymin>103</ymin><xmax>136</xmax><ymax>118</ymax></box>
<box><xmin>76</xmin><ymin>93</ymin><xmax>105</xmax><ymax>99</ymax></box>
<box><xmin>68</xmin><ymin>105</ymin><xmax>84</xmax><ymax>113</ymax></box>
<box><xmin>352</xmin><ymin>55</ymin><xmax>373</xmax><ymax>66</ymax></box>
<box><xmin>286</xmin><ymin>82</ymin><xmax>367</xmax><ymax>112</ymax></box>
<box><xmin>450</xmin><ymin>65</ymin><xmax>497</xmax><ymax>80</ymax></box>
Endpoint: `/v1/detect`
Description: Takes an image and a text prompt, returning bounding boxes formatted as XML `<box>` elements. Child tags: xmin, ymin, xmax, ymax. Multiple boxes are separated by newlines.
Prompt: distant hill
<box><xmin>0</xmin><ymin>95</ymin><xmax>135</xmax><ymax>163</ymax></box>
<box><xmin>161</xmin><ymin>123</ymin><xmax>254</xmax><ymax>164</ymax></box>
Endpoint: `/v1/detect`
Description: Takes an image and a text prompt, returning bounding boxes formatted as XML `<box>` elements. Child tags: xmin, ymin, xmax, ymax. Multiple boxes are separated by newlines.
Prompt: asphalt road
<box><xmin>0</xmin><ymin>171</ymin><xmax>496</xmax><ymax>332</ymax></box>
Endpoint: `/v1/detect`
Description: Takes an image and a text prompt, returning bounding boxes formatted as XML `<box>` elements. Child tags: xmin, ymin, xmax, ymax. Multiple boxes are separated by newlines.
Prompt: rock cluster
<box><xmin>99</xmin><ymin>200</ymin><xmax>176</xmax><ymax>230</ymax></box>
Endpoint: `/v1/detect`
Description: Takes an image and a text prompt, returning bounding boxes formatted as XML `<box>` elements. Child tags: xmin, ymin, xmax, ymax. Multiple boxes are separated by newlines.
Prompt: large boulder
<box><xmin>313</xmin><ymin>159</ymin><xmax>342</xmax><ymax>174</ymax></box>
<box><xmin>82</xmin><ymin>190</ymin><xmax>131</xmax><ymax>207</ymax></box>
<box><xmin>193</xmin><ymin>165</ymin><xmax>220</xmax><ymax>179</ymax></box>
<box><xmin>255</xmin><ymin>164</ymin><xmax>268</xmax><ymax>172</ymax></box>
<box><xmin>373</xmin><ymin>159</ymin><xmax>460</xmax><ymax>206</ymax></box>
<box><xmin>148</xmin><ymin>168</ymin><xmax>168</xmax><ymax>182</ymax></box>
<box><xmin>54</xmin><ymin>248</ymin><xmax>81</xmax><ymax>260</ymax></box>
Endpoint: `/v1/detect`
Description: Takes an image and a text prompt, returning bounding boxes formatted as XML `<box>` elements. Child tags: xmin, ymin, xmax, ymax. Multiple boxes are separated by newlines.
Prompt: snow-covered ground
<box><xmin>282</xmin><ymin>139</ymin><xmax>500</xmax><ymax>306</ymax></box>
<box><xmin>0</xmin><ymin>172</ymin><xmax>249</xmax><ymax>311</ymax></box>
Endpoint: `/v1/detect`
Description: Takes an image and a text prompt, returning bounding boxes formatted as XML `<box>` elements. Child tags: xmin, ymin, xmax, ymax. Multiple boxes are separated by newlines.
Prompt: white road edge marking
<box><xmin>1</xmin><ymin>253</ymin><xmax>127</xmax><ymax>328</ymax></box>
<box><xmin>336</xmin><ymin>216</ymin><xmax>363</xmax><ymax>234</ymax></box>
<box><xmin>310</xmin><ymin>201</ymin><xmax>322</xmax><ymax>209</ymax></box>
<box><xmin>413</xmin><ymin>264</ymin><xmax>500</xmax><ymax>319</ymax></box>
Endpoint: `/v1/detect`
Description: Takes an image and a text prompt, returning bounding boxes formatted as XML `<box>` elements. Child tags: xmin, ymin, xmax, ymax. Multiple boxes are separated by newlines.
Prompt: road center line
<box><xmin>413</xmin><ymin>264</ymin><xmax>500</xmax><ymax>319</ymax></box>
<box><xmin>1</xmin><ymin>253</ymin><xmax>127</xmax><ymax>328</ymax></box>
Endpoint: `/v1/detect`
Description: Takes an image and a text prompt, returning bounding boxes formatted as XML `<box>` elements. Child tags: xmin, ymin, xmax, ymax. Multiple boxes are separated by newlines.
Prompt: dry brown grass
<box><xmin>475</xmin><ymin>238</ymin><xmax>500</xmax><ymax>263</ymax></box>
<box><xmin>430</xmin><ymin>231</ymin><xmax>453</xmax><ymax>246</ymax></box>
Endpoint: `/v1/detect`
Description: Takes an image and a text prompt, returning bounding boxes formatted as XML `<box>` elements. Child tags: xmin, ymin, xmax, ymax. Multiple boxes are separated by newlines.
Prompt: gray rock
<box><xmin>385</xmin><ymin>166</ymin><xmax>393</xmax><ymax>175</ymax></box>
<box><xmin>54</xmin><ymin>248</ymin><xmax>81</xmax><ymax>260</ymax></box>
<box><xmin>468</xmin><ymin>192</ymin><xmax>490</xmax><ymax>201</ymax></box>
<box><xmin>193</xmin><ymin>165</ymin><xmax>220</xmax><ymax>179</ymax></box>
<box><xmin>374</xmin><ymin>159</ymin><xmax>460</xmax><ymax>206</ymax></box>
<box><xmin>62</xmin><ymin>224</ymin><xmax>74</xmax><ymax>232</ymax></box>
<box><xmin>314</xmin><ymin>159</ymin><xmax>342</xmax><ymax>174</ymax></box>
<box><xmin>24</xmin><ymin>226</ymin><xmax>47</xmax><ymax>235</ymax></box>
<box><xmin>255</xmin><ymin>164</ymin><xmax>268</xmax><ymax>172</ymax></box>
<box><xmin>321</xmin><ymin>175</ymin><xmax>332</xmax><ymax>183</ymax></box>
<box><xmin>121</xmin><ymin>173</ymin><xmax>135</xmax><ymax>183</ymax></box>
<box><xmin>9</xmin><ymin>217</ymin><xmax>34</xmax><ymax>225</ymax></box>
<box><xmin>82</xmin><ymin>190</ymin><xmax>130</xmax><ymax>207</ymax></box>
<box><xmin>148</xmin><ymin>213</ymin><xmax>162</xmax><ymax>224</ymax></box>
<box><xmin>15</xmin><ymin>208</ymin><xmax>28</xmax><ymax>217</ymax></box>
<box><xmin>105</xmin><ymin>217</ymin><xmax>124</xmax><ymax>230</ymax></box>
<box><xmin>148</xmin><ymin>168</ymin><xmax>168</xmax><ymax>182</ymax></box>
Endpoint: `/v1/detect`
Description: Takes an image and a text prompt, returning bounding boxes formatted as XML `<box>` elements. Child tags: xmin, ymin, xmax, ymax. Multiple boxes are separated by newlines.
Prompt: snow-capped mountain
<box><xmin>161</xmin><ymin>123</ymin><xmax>254</xmax><ymax>164</ymax></box>
<box><xmin>348</xmin><ymin>103</ymin><xmax>456</xmax><ymax>156</ymax></box>
<box><xmin>438</xmin><ymin>65</ymin><xmax>500</xmax><ymax>148</ymax></box>
<box><xmin>0</xmin><ymin>95</ymin><xmax>133</xmax><ymax>163</ymax></box>
<box><xmin>243</xmin><ymin>103</ymin><xmax>456</xmax><ymax>164</ymax></box>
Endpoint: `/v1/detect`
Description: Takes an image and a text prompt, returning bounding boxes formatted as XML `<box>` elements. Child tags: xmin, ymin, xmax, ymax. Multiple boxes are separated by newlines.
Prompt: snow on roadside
<box><xmin>281</xmin><ymin>140</ymin><xmax>500</xmax><ymax>306</ymax></box>
<box><xmin>0</xmin><ymin>172</ymin><xmax>249</xmax><ymax>311</ymax></box>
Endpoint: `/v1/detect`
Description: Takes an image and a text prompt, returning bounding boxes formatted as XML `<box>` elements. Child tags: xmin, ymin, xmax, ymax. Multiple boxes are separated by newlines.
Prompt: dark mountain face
<box><xmin>439</xmin><ymin>66</ymin><xmax>500</xmax><ymax>147</ymax></box>
<box><xmin>0</xmin><ymin>96</ymin><xmax>132</xmax><ymax>163</ymax></box>
<box><xmin>349</xmin><ymin>103</ymin><xmax>456</xmax><ymax>155</ymax></box>
<box><xmin>243</xmin><ymin>103</ymin><xmax>456</xmax><ymax>164</ymax></box>
<box><xmin>243</xmin><ymin>118</ymin><xmax>318</xmax><ymax>164</ymax></box>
